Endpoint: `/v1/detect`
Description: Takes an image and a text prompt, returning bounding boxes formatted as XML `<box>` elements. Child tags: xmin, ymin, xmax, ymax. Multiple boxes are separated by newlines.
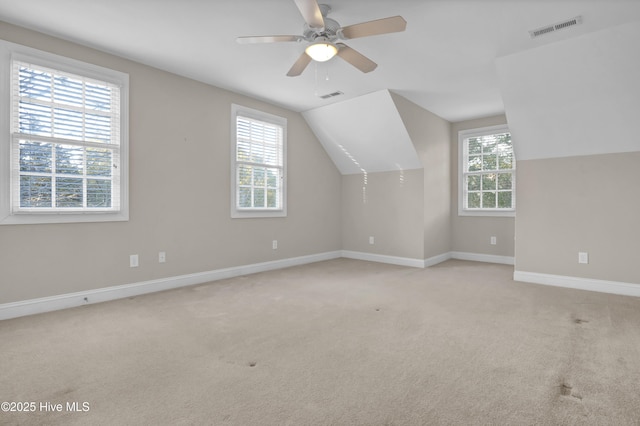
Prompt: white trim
<box><xmin>458</xmin><ymin>124</ymin><xmax>515</xmax><ymax>217</ymax></box>
<box><xmin>424</xmin><ymin>252</ymin><xmax>453</xmax><ymax>267</ymax></box>
<box><xmin>0</xmin><ymin>251</ymin><xmax>341</xmax><ymax>320</ymax></box>
<box><xmin>0</xmin><ymin>40</ymin><xmax>129</xmax><ymax>225</ymax></box>
<box><xmin>230</xmin><ymin>104</ymin><xmax>287</xmax><ymax>219</ymax></box>
<box><xmin>457</xmin><ymin>209</ymin><xmax>515</xmax><ymax>218</ymax></box>
<box><xmin>459</xmin><ymin>124</ymin><xmax>510</xmax><ymax>139</ymax></box>
<box><xmin>0</xmin><ymin>250</ymin><xmax>520</xmax><ymax>320</ymax></box>
<box><xmin>451</xmin><ymin>251</ymin><xmax>515</xmax><ymax>265</ymax></box>
<box><xmin>341</xmin><ymin>250</ymin><xmax>426</xmax><ymax>268</ymax></box>
<box><xmin>514</xmin><ymin>271</ymin><xmax>640</xmax><ymax>298</ymax></box>
<box><xmin>340</xmin><ymin>250</ymin><xmax>514</xmax><ymax>268</ymax></box>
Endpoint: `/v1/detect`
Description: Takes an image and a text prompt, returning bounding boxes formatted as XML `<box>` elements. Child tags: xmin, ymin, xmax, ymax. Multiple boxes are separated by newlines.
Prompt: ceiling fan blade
<box><xmin>286</xmin><ymin>52</ymin><xmax>312</xmax><ymax>77</ymax></box>
<box><xmin>336</xmin><ymin>43</ymin><xmax>377</xmax><ymax>73</ymax></box>
<box><xmin>293</xmin><ymin>0</ymin><xmax>325</xmax><ymax>29</ymax></box>
<box><xmin>340</xmin><ymin>16</ymin><xmax>407</xmax><ymax>39</ymax></box>
<box><xmin>236</xmin><ymin>35</ymin><xmax>303</xmax><ymax>44</ymax></box>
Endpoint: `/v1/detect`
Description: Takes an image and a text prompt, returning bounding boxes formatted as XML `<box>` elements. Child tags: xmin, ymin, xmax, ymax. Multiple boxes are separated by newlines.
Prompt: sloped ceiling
<box><xmin>1</xmin><ymin>1</ymin><xmax>639</xmax><ymax>169</ymax></box>
<box><xmin>497</xmin><ymin>20</ymin><xmax>640</xmax><ymax>161</ymax></box>
<box><xmin>2</xmin><ymin>1</ymin><xmax>638</xmax><ymax>124</ymax></box>
<box><xmin>302</xmin><ymin>90</ymin><xmax>421</xmax><ymax>175</ymax></box>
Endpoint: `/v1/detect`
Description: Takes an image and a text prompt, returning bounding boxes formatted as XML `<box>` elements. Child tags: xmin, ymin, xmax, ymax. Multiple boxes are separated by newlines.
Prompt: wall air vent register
<box><xmin>529</xmin><ymin>16</ymin><xmax>583</xmax><ymax>39</ymax></box>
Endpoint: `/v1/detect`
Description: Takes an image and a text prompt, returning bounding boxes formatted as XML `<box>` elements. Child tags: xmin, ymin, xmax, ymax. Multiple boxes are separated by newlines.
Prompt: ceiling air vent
<box><xmin>319</xmin><ymin>91</ymin><xmax>344</xmax><ymax>99</ymax></box>
<box><xmin>529</xmin><ymin>16</ymin><xmax>583</xmax><ymax>39</ymax></box>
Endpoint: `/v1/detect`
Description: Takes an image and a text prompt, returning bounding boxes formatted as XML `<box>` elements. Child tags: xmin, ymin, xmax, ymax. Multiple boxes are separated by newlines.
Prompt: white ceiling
<box><xmin>1</xmin><ymin>0</ymin><xmax>639</xmax><ymax>122</ymax></box>
<box><xmin>303</xmin><ymin>90</ymin><xmax>422</xmax><ymax>174</ymax></box>
<box><xmin>497</xmin><ymin>19</ymin><xmax>640</xmax><ymax>160</ymax></box>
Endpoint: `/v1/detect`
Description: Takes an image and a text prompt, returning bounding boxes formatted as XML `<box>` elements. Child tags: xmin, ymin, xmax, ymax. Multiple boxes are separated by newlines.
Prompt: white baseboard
<box><xmin>0</xmin><ymin>249</ymin><xmax>517</xmax><ymax>321</ymax></box>
<box><xmin>0</xmin><ymin>251</ymin><xmax>342</xmax><ymax>321</ymax></box>
<box><xmin>341</xmin><ymin>250</ymin><xmax>514</xmax><ymax>268</ymax></box>
<box><xmin>514</xmin><ymin>271</ymin><xmax>640</xmax><ymax>298</ymax></box>
<box><xmin>341</xmin><ymin>250</ymin><xmax>426</xmax><ymax>268</ymax></box>
<box><xmin>451</xmin><ymin>251</ymin><xmax>515</xmax><ymax>265</ymax></box>
<box><xmin>424</xmin><ymin>252</ymin><xmax>453</xmax><ymax>267</ymax></box>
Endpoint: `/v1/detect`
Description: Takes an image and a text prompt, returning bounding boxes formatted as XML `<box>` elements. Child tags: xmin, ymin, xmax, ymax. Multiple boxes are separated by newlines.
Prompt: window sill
<box><xmin>231</xmin><ymin>209</ymin><xmax>286</xmax><ymax>219</ymax></box>
<box><xmin>0</xmin><ymin>211</ymin><xmax>129</xmax><ymax>225</ymax></box>
<box><xmin>458</xmin><ymin>209</ymin><xmax>515</xmax><ymax>218</ymax></box>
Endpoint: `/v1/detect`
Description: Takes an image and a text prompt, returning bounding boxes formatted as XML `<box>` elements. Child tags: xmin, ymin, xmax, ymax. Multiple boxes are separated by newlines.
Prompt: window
<box><xmin>459</xmin><ymin>125</ymin><xmax>515</xmax><ymax>216</ymax></box>
<box><xmin>0</xmin><ymin>41</ymin><xmax>129</xmax><ymax>224</ymax></box>
<box><xmin>231</xmin><ymin>104</ymin><xmax>286</xmax><ymax>218</ymax></box>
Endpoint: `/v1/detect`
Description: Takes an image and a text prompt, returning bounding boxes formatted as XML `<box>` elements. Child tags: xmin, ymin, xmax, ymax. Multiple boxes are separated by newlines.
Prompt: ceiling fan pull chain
<box><xmin>314</xmin><ymin>61</ymin><xmax>319</xmax><ymax>96</ymax></box>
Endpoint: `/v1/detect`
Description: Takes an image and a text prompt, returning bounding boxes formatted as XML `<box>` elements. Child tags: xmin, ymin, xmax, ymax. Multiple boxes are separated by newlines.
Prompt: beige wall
<box><xmin>340</xmin><ymin>94</ymin><xmax>451</xmax><ymax>262</ymax></box>
<box><xmin>451</xmin><ymin>115</ymin><xmax>515</xmax><ymax>257</ymax></box>
<box><xmin>342</xmin><ymin>93</ymin><xmax>451</xmax><ymax>260</ymax></box>
<box><xmin>341</xmin><ymin>169</ymin><xmax>424</xmax><ymax>259</ymax></box>
<box><xmin>391</xmin><ymin>94</ymin><xmax>451</xmax><ymax>259</ymax></box>
<box><xmin>17</xmin><ymin>20</ymin><xmax>628</xmax><ymax>308</ymax></box>
<box><xmin>515</xmin><ymin>152</ymin><xmax>640</xmax><ymax>283</ymax></box>
<box><xmin>0</xmin><ymin>23</ymin><xmax>342</xmax><ymax>304</ymax></box>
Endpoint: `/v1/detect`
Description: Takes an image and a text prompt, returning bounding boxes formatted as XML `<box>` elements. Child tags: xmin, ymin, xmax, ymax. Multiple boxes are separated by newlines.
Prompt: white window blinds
<box><xmin>235</xmin><ymin>115</ymin><xmax>284</xmax><ymax>210</ymax></box>
<box><xmin>11</xmin><ymin>59</ymin><xmax>122</xmax><ymax>212</ymax></box>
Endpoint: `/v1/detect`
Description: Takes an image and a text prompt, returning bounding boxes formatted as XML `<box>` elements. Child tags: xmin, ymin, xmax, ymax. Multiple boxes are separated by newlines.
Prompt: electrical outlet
<box><xmin>490</xmin><ymin>236</ymin><xmax>497</xmax><ymax>245</ymax></box>
<box><xmin>159</xmin><ymin>251</ymin><xmax>166</xmax><ymax>263</ymax></box>
<box><xmin>578</xmin><ymin>252</ymin><xmax>589</xmax><ymax>264</ymax></box>
<box><xmin>369</xmin><ymin>236</ymin><xmax>375</xmax><ymax>245</ymax></box>
<box><xmin>130</xmin><ymin>254</ymin><xmax>139</xmax><ymax>268</ymax></box>
<box><xmin>272</xmin><ymin>240</ymin><xmax>278</xmax><ymax>250</ymax></box>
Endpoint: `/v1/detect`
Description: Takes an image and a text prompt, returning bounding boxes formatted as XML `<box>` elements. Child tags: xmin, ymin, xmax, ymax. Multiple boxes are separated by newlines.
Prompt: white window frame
<box><xmin>458</xmin><ymin>124</ymin><xmax>515</xmax><ymax>217</ymax></box>
<box><xmin>0</xmin><ymin>41</ymin><xmax>129</xmax><ymax>225</ymax></box>
<box><xmin>230</xmin><ymin>104</ymin><xmax>286</xmax><ymax>218</ymax></box>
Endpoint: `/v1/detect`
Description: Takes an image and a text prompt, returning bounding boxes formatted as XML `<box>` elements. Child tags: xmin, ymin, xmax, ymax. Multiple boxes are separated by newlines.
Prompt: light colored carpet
<box><xmin>2</xmin><ymin>258</ymin><xmax>640</xmax><ymax>425</ymax></box>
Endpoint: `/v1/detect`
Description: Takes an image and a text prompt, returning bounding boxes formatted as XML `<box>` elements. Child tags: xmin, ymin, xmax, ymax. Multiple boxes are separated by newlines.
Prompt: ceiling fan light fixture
<box><xmin>238</xmin><ymin>0</ymin><xmax>407</xmax><ymax>76</ymax></box>
<box><xmin>305</xmin><ymin>39</ymin><xmax>338</xmax><ymax>62</ymax></box>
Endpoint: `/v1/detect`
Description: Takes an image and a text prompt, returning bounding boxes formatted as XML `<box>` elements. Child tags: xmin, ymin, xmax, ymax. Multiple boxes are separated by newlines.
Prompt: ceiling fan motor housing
<box><xmin>237</xmin><ymin>0</ymin><xmax>406</xmax><ymax>76</ymax></box>
<box><xmin>304</xmin><ymin>17</ymin><xmax>341</xmax><ymax>41</ymax></box>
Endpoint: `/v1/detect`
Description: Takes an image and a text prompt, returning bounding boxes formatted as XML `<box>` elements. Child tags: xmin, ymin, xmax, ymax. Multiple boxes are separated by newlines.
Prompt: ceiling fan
<box><xmin>236</xmin><ymin>0</ymin><xmax>407</xmax><ymax>77</ymax></box>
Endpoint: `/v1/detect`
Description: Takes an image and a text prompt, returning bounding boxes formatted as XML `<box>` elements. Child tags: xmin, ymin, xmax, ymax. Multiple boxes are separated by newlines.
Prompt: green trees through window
<box><xmin>231</xmin><ymin>104</ymin><xmax>286</xmax><ymax>218</ymax></box>
<box><xmin>13</xmin><ymin>62</ymin><xmax>120</xmax><ymax>211</ymax></box>
<box><xmin>18</xmin><ymin>142</ymin><xmax>112</xmax><ymax>208</ymax></box>
<box><xmin>461</xmin><ymin>128</ymin><xmax>515</xmax><ymax>213</ymax></box>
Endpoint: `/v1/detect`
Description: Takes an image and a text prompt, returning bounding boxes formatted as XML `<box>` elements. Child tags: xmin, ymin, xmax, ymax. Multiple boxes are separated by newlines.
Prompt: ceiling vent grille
<box><xmin>529</xmin><ymin>16</ymin><xmax>583</xmax><ymax>39</ymax></box>
<box><xmin>319</xmin><ymin>91</ymin><xmax>344</xmax><ymax>99</ymax></box>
